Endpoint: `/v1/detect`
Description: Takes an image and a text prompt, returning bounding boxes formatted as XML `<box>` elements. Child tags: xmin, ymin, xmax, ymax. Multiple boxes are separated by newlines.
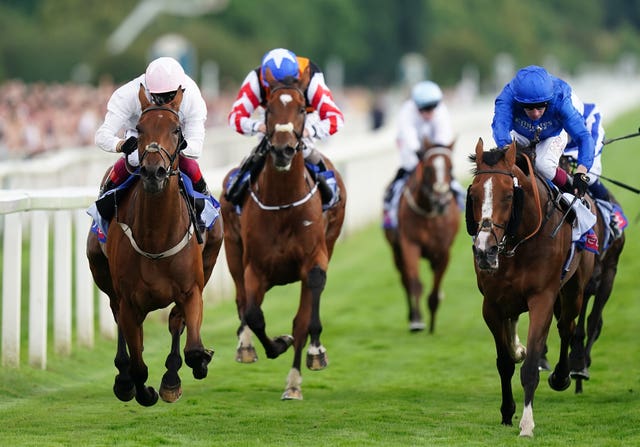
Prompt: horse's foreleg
<box><xmin>570</xmin><ymin>296</ymin><xmax>590</xmax><ymax>385</ymax></box>
<box><xmin>305</xmin><ymin>265</ymin><xmax>328</xmax><ymax>371</ymax></box>
<box><xmin>549</xmin><ymin>287</ymin><xmax>583</xmax><ymax>393</ymax></box>
<box><xmin>118</xmin><ymin>304</ymin><xmax>158</xmax><ymax>407</ymax></box>
<box><xmin>400</xmin><ymin>243</ymin><xmax>424</xmax><ymax>332</ymax></box>
<box><xmin>519</xmin><ymin>300</ymin><xmax>554</xmax><ymax>437</ymax></box>
<box><xmin>182</xmin><ymin>289</ymin><xmax>213</xmax><ymax>380</ymax></box>
<box><xmin>427</xmin><ymin>255</ymin><xmax>449</xmax><ymax>334</ymax></box>
<box><xmin>244</xmin><ymin>269</ymin><xmax>293</xmax><ymax>360</ymax></box>
<box><xmin>113</xmin><ymin>327</ymin><xmax>135</xmax><ymax>402</ymax></box>
<box><xmin>482</xmin><ymin>301</ymin><xmax>516</xmax><ymax>428</ymax></box>
<box><xmin>160</xmin><ymin>306</ymin><xmax>184</xmax><ymax>403</ymax></box>
<box><xmin>236</xmin><ymin>324</ymin><xmax>258</xmax><ymax>363</ymax></box>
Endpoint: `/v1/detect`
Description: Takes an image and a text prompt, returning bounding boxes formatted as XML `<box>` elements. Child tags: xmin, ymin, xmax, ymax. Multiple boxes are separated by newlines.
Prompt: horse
<box><xmin>220</xmin><ymin>65</ymin><xmax>346</xmax><ymax>400</ymax></box>
<box><xmin>383</xmin><ymin>140</ymin><xmax>460</xmax><ymax>333</ymax></box>
<box><xmin>562</xmin><ymin>159</ymin><xmax>626</xmax><ymax>393</ymax></box>
<box><xmin>466</xmin><ymin>139</ymin><xmax>595</xmax><ymax>437</ymax></box>
<box><xmin>86</xmin><ymin>84</ymin><xmax>224</xmax><ymax>406</ymax></box>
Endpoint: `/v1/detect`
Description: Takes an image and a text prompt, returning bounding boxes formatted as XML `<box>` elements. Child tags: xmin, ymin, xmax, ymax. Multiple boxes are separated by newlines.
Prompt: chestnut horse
<box><xmin>220</xmin><ymin>66</ymin><xmax>346</xmax><ymax>400</ymax></box>
<box><xmin>384</xmin><ymin>141</ymin><xmax>460</xmax><ymax>333</ymax></box>
<box><xmin>86</xmin><ymin>85</ymin><xmax>223</xmax><ymax>406</ymax></box>
<box><xmin>466</xmin><ymin>140</ymin><xmax>594</xmax><ymax>437</ymax></box>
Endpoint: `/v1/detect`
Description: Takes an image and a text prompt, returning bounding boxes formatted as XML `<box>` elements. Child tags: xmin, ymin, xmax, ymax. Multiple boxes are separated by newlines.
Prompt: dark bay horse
<box><xmin>86</xmin><ymin>85</ymin><xmax>223</xmax><ymax>406</ymax></box>
<box><xmin>563</xmin><ymin>160</ymin><xmax>626</xmax><ymax>393</ymax></box>
<box><xmin>384</xmin><ymin>140</ymin><xmax>460</xmax><ymax>333</ymax></box>
<box><xmin>220</xmin><ymin>66</ymin><xmax>346</xmax><ymax>400</ymax></box>
<box><xmin>466</xmin><ymin>139</ymin><xmax>594</xmax><ymax>436</ymax></box>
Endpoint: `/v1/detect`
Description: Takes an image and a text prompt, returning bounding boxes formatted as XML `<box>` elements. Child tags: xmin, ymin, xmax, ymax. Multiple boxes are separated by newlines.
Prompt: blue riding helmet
<box><xmin>260</xmin><ymin>48</ymin><xmax>299</xmax><ymax>87</ymax></box>
<box><xmin>512</xmin><ymin>65</ymin><xmax>554</xmax><ymax>105</ymax></box>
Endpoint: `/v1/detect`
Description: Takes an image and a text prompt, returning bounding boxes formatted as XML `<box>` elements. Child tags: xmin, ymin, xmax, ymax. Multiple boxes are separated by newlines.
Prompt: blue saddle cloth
<box><xmin>87</xmin><ymin>173</ymin><xmax>220</xmax><ymax>243</ymax></box>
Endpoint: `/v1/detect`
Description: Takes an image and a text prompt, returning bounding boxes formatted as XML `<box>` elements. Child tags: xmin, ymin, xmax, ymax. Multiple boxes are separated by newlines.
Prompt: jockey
<box><xmin>226</xmin><ymin>48</ymin><xmax>344</xmax><ymax>205</ymax></box>
<box><xmin>492</xmin><ymin>65</ymin><xmax>594</xmax><ymax>199</ymax></box>
<box><xmin>382</xmin><ymin>80</ymin><xmax>466</xmax><ymax>230</ymax></box>
<box><xmin>564</xmin><ymin>102</ymin><xmax>627</xmax><ymax>239</ymax></box>
<box><xmin>95</xmin><ymin>56</ymin><xmax>210</xmax><ymax>196</ymax></box>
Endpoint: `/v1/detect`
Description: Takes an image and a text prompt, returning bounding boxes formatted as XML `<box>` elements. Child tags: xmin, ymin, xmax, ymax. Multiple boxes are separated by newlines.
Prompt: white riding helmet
<box><xmin>145</xmin><ymin>57</ymin><xmax>185</xmax><ymax>93</ymax></box>
<box><xmin>411</xmin><ymin>81</ymin><xmax>443</xmax><ymax>110</ymax></box>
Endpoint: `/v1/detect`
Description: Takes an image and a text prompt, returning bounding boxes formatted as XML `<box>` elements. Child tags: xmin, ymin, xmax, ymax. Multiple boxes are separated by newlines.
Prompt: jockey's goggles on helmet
<box><xmin>151</xmin><ymin>91</ymin><xmax>177</xmax><ymax>105</ymax></box>
<box><xmin>418</xmin><ymin>101</ymin><xmax>439</xmax><ymax>112</ymax></box>
<box><xmin>520</xmin><ymin>101</ymin><xmax>548</xmax><ymax>111</ymax></box>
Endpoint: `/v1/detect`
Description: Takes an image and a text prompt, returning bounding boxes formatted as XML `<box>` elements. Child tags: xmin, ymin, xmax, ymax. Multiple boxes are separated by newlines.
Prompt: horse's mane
<box><xmin>468</xmin><ymin>147</ymin><xmax>532</xmax><ymax>176</ymax></box>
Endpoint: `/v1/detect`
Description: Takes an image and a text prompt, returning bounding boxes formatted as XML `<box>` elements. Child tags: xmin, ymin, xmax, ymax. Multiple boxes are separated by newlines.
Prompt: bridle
<box><xmin>403</xmin><ymin>147</ymin><xmax>453</xmax><ymax>217</ymax></box>
<box><xmin>135</xmin><ymin>105</ymin><xmax>184</xmax><ymax>179</ymax></box>
<box><xmin>264</xmin><ymin>84</ymin><xmax>307</xmax><ymax>152</ymax></box>
<box><xmin>473</xmin><ymin>153</ymin><xmax>543</xmax><ymax>256</ymax></box>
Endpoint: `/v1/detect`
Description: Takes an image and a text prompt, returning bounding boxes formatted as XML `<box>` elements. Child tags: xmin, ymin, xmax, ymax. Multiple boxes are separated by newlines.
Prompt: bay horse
<box><xmin>220</xmin><ymin>66</ymin><xmax>346</xmax><ymax>400</ymax></box>
<box><xmin>466</xmin><ymin>139</ymin><xmax>595</xmax><ymax>437</ymax></box>
<box><xmin>86</xmin><ymin>85</ymin><xmax>224</xmax><ymax>406</ymax></box>
<box><xmin>562</xmin><ymin>159</ymin><xmax>626</xmax><ymax>393</ymax></box>
<box><xmin>384</xmin><ymin>140</ymin><xmax>460</xmax><ymax>333</ymax></box>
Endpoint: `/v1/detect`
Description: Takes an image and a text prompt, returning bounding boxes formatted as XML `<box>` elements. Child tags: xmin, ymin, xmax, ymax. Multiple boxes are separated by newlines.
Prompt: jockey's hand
<box><xmin>573</xmin><ymin>173</ymin><xmax>590</xmax><ymax>198</ymax></box>
<box><xmin>118</xmin><ymin>136</ymin><xmax>138</xmax><ymax>155</ymax></box>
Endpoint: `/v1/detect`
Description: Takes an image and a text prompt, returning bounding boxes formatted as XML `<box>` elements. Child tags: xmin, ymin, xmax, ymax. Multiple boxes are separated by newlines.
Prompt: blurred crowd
<box><xmin>0</xmin><ymin>79</ymin><xmax>234</xmax><ymax>162</ymax></box>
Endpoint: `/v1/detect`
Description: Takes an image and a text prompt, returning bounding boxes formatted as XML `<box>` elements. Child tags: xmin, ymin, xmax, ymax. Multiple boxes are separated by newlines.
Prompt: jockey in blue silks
<box><xmin>492</xmin><ymin>65</ymin><xmax>626</xmax><ymax>240</ymax></box>
<box><xmin>492</xmin><ymin>65</ymin><xmax>594</xmax><ymax>197</ymax></box>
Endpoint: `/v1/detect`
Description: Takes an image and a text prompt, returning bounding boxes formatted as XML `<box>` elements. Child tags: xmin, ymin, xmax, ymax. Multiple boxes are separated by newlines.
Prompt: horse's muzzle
<box><xmin>472</xmin><ymin>244</ymin><xmax>499</xmax><ymax>270</ymax></box>
<box><xmin>140</xmin><ymin>165</ymin><xmax>168</xmax><ymax>194</ymax></box>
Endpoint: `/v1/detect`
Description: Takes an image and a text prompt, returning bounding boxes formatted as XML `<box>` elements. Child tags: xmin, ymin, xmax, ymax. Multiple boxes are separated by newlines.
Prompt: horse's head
<box><xmin>416</xmin><ymin>139</ymin><xmax>455</xmax><ymax>214</ymax></box>
<box><xmin>262</xmin><ymin>65</ymin><xmax>310</xmax><ymax>171</ymax></box>
<box><xmin>467</xmin><ymin>139</ymin><xmax>523</xmax><ymax>270</ymax></box>
<box><xmin>136</xmin><ymin>84</ymin><xmax>184</xmax><ymax>194</ymax></box>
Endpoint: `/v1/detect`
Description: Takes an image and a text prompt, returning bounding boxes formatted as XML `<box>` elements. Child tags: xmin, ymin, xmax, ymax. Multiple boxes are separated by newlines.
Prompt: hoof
<box><xmin>266</xmin><ymin>335</ymin><xmax>294</xmax><ymax>359</ymax></box>
<box><xmin>135</xmin><ymin>386</ymin><xmax>159</xmax><ymax>407</ymax></box>
<box><xmin>185</xmin><ymin>348</ymin><xmax>214</xmax><ymax>380</ymax></box>
<box><xmin>306</xmin><ymin>351</ymin><xmax>328</xmax><ymax>371</ymax></box>
<box><xmin>548</xmin><ymin>372</ymin><xmax>571</xmax><ymax>391</ymax></box>
<box><xmin>570</xmin><ymin>367</ymin><xmax>590</xmax><ymax>381</ymax></box>
<box><xmin>281</xmin><ymin>387</ymin><xmax>303</xmax><ymax>400</ymax></box>
<box><xmin>113</xmin><ymin>376</ymin><xmax>135</xmax><ymax>402</ymax></box>
<box><xmin>159</xmin><ymin>382</ymin><xmax>183</xmax><ymax>403</ymax></box>
<box><xmin>235</xmin><ymin>346</ymin><xmax>258</xmax><ymax>363</ymax></box>
<box><xmin>538</xmin><ymin>357</ymin><xmax>551</xmax><ymax>371</ymax></box>
<box><xmin>409</xmin><ymin>321</ymin><xmax>426</xmax><ymax>332</ymax></box>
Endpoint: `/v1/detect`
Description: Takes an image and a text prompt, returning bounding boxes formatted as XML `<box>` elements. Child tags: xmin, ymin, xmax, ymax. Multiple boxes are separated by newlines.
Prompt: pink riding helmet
<box><xmin>145</xmin><ymin>57</ymin><xmax>186</xmax><ymax>94</ymax></box>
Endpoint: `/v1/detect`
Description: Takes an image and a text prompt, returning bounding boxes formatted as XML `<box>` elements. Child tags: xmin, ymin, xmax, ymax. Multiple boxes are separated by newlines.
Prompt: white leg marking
<box><xmin>519</xmin><ymin>403</ymin><xmax>535</xmax><ymax>437</ymax></box>
<box><xmin>237</xmin><ymin>326</ymin><xmax>253</xmax><ymax>348</ymax></box>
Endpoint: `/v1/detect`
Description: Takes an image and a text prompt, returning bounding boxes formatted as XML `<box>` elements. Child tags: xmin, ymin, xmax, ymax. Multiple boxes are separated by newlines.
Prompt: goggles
<box><xmin>521</xmin><ymin>102</ymin><xmax>548</xmax><ymax>111</ymax></box>
<box><xmin>151</xmin><ymin>91</ymin><xmax>177</xmax><ymax>105</ymax></box>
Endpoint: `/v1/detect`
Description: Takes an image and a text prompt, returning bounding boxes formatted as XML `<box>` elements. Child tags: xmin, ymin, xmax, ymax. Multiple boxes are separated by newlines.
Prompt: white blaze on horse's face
<box><xmin>433</xmin><ymin>155</ymin><xmax>448</xmax><ymax>194</ymax></box>
<box><xmin>279</xmin><ymin>93</ymin><xmax>293</xmax><ymax>106</ymax></box>
<box><xmin>475</xmin><ymin>177</ymin><xmax>494</xmax><ymax>251</ymax></box>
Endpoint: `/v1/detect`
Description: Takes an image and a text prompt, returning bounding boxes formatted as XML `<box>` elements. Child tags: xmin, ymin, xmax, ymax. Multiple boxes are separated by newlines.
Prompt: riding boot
<box><xmin>193</xmin><ymin>177</ymin><xmax>210</xmax><ymax>196</ymax></box>
<box><xmin>100</xmin><ymin>179</ymin><xmax>118</xmax><ymax>196</ymax></box>
<box><xmin>312</xmin><ymin>159</ymin><xmax>335</xmax><ymax>206</ymax></box>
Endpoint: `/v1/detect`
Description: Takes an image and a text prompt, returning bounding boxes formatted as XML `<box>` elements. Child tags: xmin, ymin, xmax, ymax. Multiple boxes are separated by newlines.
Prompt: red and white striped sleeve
<box><xmin>306</xmin><ymin>71</ymin><xmax>344</xmax><ymax>139</ymax></box>
<box><xmin>228</xmin><ymin>69</ymin><xmax>264</xmax><ymax>135</ymax></box>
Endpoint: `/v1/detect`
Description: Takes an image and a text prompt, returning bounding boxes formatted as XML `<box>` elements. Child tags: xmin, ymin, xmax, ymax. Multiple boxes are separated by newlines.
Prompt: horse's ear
<box><xmin>475</xmin><ymin>138</ymin><xmax>484</xmax><ymax>163</ymax></box>
<box><xmin>170</xmin><ymin>86</ymin><xmax>184</xmax><ymax>109</ymax></box>
<box><xmin>139</xmin><ymin>83</ymin><xmax>150</xmax><ymax>110</ymax></box>
<box><xmin>299</xmin><ymin>63</ymin><xmax>311</xmax><ymax>90</ymax></box>
<box><xmin>264</xmin><ymin>66</ymin><xmax>277</xmax><ymax>87</ymax></box>
<box><xmin>505</xmin><ymin>140</ymin><xmax>516</xmax><ymax>167</ymax></box>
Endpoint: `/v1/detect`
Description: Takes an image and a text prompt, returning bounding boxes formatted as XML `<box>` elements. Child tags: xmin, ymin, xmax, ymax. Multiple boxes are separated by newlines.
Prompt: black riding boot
<box><xmin>312</xmin><ymin>160</ymin><xmax>335</xmax><ymax>206</ymax></box>
<box><xmin>100</xmin><ymin>179</ymin><xmax>118</xmax><ymax>196</ymax></box>
<box><xmin>192</xmin><ymin>177</ymin><xmax>210</xmax><ymax>196</ymax></box>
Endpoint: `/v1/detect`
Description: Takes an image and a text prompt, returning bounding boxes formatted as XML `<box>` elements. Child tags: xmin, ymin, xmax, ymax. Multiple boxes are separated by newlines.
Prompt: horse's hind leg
<box><xmin>160</xmin><ymin>306</ymin><xmax>184</xmax><ymax>403</ymax></box>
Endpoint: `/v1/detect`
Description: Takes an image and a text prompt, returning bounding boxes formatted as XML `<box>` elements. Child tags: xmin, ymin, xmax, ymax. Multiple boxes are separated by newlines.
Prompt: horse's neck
<box><xmin>131</xmin><ymin>179</ymin><xmax>187</xmax><ymax>232</ymax></box>
<box><xmin>259</xmin><ymin>157</ymin><xmax>310</xmax><ymax>199</ymax></box>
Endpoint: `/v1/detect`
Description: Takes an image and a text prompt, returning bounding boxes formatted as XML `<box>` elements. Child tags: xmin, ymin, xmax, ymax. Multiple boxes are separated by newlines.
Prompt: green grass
<box><xmin>0</xmin><ymin>110</ymin><xmax>639</xmax><ymax>446</ymax></box>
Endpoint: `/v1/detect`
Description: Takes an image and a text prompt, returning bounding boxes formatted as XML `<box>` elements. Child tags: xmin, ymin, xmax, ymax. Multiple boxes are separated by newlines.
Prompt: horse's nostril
<box><xmin>156</xmin><ymin>167</ymin><xmax>167</xmax><ymax>179</ymax></box>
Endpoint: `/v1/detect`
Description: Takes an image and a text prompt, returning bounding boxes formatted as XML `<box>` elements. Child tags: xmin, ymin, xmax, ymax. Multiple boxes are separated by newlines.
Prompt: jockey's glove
<box><xmin>119</xmin><ymin>136</ymin><xmax>138</xmax><ymax>155</ymax></box>
<box><xmin>573</xmin><ymin>173</ymin><xmax>590</xmax><ymax>198</ymax></box>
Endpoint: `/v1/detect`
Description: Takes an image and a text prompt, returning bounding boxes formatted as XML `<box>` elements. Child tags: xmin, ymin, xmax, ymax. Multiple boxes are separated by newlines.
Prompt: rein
<box><xmin>116</xmin><ymin>103</ymin><xmax>193</xmax><ymax>259</ymax></box>
<box><xmin>475</xmin><ymin>153</ymin><xmax>543</xmax><ymax>256</ymax></box>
